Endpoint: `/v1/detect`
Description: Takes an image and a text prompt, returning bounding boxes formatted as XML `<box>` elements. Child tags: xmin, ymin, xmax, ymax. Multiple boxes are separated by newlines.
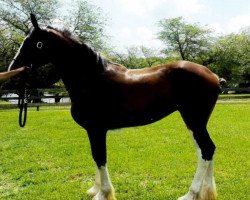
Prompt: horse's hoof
<box><xmin>197</xmin><ymin>186</ymin><xmax>217</xmax><ymax>200</ymax></box>
<box><xmin>178</xmin><ymin>193</ymin><xmax>197</xmax><ymax>200</ymax></box>
<box><xmin>177</xmin><ymin>195</ymin><xmax>188</xmax><ymax>200</ymax></box>
<box><xmin>92</xmin><ymin>191</ymin><xmax>116</xmax><ymax>200</ymax></box>
<box><xmin>87</xmin><ymin>185</ymin><xmax>100</xmax><ymax>198</ymax></box>
<box><xmin>92</xmin><ymin>192</ymin><xmax>106</xmax><ymax>200</ymax></box>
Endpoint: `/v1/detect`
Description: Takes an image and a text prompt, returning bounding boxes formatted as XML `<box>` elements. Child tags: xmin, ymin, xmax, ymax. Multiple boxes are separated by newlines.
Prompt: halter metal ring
<box><xmin>37</xmin><ymin>41</ymin><xmax>43</xmax><ymax>49</ymax></box>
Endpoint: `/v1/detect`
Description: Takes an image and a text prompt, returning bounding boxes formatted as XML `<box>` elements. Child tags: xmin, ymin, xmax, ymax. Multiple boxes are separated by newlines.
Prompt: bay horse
<box><xmin>8</xmin><ymin>14</ymin><xmax>221</xmax><ymax>200</ymax></box>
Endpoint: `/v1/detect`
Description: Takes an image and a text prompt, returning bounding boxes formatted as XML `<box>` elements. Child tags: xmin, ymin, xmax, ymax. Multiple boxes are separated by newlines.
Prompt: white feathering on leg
<box><xmin>93</xmin><ymin>165</ymin><xmax>116</xmax><ymax>200</ymax></box>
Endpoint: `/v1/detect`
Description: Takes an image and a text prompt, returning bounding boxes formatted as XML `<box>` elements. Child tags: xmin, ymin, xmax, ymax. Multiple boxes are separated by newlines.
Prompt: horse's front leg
<box><xmin>87</xmin><ymin>128</ymin><xmax>116</xmax><ymax>200</ymax></box>
<box><xmin>87</xmin><ymin>166</ymin><xmax>101</xmax><ymax>197</ymax></box>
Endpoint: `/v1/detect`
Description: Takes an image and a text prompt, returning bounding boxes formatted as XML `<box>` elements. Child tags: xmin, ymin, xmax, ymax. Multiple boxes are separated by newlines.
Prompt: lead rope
<box><xmin>17</xmin><ymin>65</ymin><xmax>33</xmax><ymax>127</ymax></box>
<box><xmin>18</xmin><ymin>87</ymin><xmax>28</xmax><ymax>127</ymax></box>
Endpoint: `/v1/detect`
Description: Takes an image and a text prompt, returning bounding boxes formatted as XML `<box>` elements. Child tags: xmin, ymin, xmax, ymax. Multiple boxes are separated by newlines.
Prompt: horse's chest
<box><xmin>70</xmin><ymin>94</ymin><xmax>109</xmax><ymax>128</ymax></box>
<box><xmin>71</xmin><ymin>103</ymin><xmax>95</xmax><ymax>128</ymax></box>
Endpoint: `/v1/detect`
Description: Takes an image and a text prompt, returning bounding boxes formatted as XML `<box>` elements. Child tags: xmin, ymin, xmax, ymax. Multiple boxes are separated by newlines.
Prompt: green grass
<box><xmin>219</xmin><ymin>94</ymin><xmax>250</xmax><ymax>101</ymax></box>
<box><xmin>0</xmin><ymin>103</ymin><xmax>249</xmax><ymax>200</ymax></box>
<box><xmin>0</xmin><ymin>100</ymin><xmax>10</xmax><ymax>105</ymax></box>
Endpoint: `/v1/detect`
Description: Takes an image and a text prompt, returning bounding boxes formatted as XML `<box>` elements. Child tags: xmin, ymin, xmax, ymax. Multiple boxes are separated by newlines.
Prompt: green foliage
<box><xmin>0</xmin><ymin>0</ymin><xmax>109</xmax><ymax>71</ymax></box>
<box><xmin>0</xmin><ymin>0</ymin><xmax>58</xmax><ymax>34</ymax></box>
<box><xmin>157</xmin><ymin>17</ymin><xmax>250</xmax><ymax>87</ymax></box>
<box><xmin>0</xmin><ymin>1</ymin><xmax>249</xmax><ymax>88</ymax></box>
<box><xmin>0</xmin><ymin>28</ymin><xmax>25</xmax><ymax>71</ymax></box>
<box><xmin>111</xmin><ymin>46</ymin><xmax>168</xmax><ymax>69</ymax></box>
<box><xmin>0</xmin><ymin>0</ymin><xmax>59</xmax><ymax>71</ymax></box>
<box><xmin>0</xmin><ymin>103</ymin><xmax>249</xmax><ymax>199</ymax></box>
<box><xmin>209</xmin><ymin>31</ymin><xmax>250</xmax><ymax>87</ymax></box>
<box><xmin>65</xmin><ymin>0</ymin><xmax>108</xmax><ymax>51</ymax></box>
<box><xmin>158</xmin><ymin>17</ymin><xmax>214</xmax><ymax>64</ymax></box>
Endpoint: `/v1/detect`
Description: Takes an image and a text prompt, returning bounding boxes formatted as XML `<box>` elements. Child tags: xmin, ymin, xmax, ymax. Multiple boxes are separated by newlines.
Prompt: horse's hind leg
<box><xmin>178</xmin><ymin>107</ymin><xmax>217</xmax><ymax>200</ymax></box>
<box><xmin>199</xmin><ymin>160</ymin><xmax>217</xmax><ymax>200</ymax></box>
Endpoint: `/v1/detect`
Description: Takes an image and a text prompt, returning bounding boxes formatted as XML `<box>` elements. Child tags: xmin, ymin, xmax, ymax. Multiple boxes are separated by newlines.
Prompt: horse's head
<box><xmin>8</xmin><ymin>14</ymin><xmax>102</xmax><ymax>87</ymax></box>
<box><xmin>7</xmin><ymin>14</ymin><xmax>62</xmax><ymax>88</ymax></box>
<box><xmin>8</xmin><ymin>14</ymin><xmax>51</xmax><ymax>72</ymax></box>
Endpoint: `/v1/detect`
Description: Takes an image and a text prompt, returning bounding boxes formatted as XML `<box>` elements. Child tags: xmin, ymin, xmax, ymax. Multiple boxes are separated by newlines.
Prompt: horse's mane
<box><xmin>46</xmin><ymin>26</ymin><xmax>78</xmax><ymax>43</ymax></box>
<box><xmin>46</xmin><ymin>26</ymin><xmax>108</xmax><ymax>69</ymax></box>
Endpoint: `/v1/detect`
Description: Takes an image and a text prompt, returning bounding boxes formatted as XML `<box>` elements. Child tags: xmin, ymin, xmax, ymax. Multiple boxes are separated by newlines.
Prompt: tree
<box><xmin>209</xmin><ymin>31</ymin><xmax>250</xmax><ymax>87</ymax></box>
<box><xmin>157</xmin><ymin>17</ymin><xmax>250</xmax><ymax>87</ymax></box>
<box><xmin>158</xmin><ymin>17</ymin><xmax>214</xmax><ymax>64</ymax></box>
<box><xmin>0</xmin><ymin>0</ymin><xmax>59</xmax><ymax>71</ymax></box>
<box><xmin>0</xmin><ymin>0</ymin><xmax>108</xmax><ymax>71</ymax></box>
<box><xmin>62</xmin><ymin>0</ymin><xmax>108</xmax><ymax>51</ymax></box>
<box><xmin>0</xmin><ymin>28</ymin><xmax>16</xmax><ymax>71</ymax></box>
<box><xmin>111</xmin><ymin>46</ymin><xmax>167</xmax><ymax>69</ymax></box>
<box><xmin>0</xmin><ymin>0</ymin><xmax>109</xmax><ymax>92</ymax></box>
<box><xmin>0</xmin><ymin>0</ymin><xmax>58</xmax><ymax>34</ymax></box>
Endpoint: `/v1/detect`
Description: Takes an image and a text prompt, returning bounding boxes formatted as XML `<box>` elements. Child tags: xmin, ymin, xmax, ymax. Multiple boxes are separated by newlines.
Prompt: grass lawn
<box><xmin>0</xmin><ymin>103</ymin><xmax>249</xmax><ymax>200</ymax></box>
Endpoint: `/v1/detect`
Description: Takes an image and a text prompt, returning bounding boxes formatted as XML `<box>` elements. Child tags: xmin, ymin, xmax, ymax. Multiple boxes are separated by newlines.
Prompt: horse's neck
<box><xmin>54</xmin><ymin>44</ymin><xmax>106</xmax><ymax>97</ymax></box>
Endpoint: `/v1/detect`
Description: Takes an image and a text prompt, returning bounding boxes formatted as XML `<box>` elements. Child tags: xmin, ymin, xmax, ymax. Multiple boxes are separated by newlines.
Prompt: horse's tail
<box><xmin>217</xmin><ymin>77</ymin><xmax>227</xmax><ymax>94</ymax></box>
<box><xmin>219</xmin><ymin>77</ymin><xmax>226</xmax><ymax>86</ymax></box>
<box><xmin>213</xmin><ymin>73</ymin><xmax>226</xmax><ymax>93</ymax></box>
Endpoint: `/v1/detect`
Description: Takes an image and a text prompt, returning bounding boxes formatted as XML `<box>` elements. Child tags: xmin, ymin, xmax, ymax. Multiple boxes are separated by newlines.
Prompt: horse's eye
<box><xmin>37</xmin><ymin>41</ymin><xmax>43</xmax><ymax>49</ymax></box>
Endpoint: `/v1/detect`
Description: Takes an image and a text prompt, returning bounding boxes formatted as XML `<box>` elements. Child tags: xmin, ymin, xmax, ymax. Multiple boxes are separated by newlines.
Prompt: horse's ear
<box><xmin>30</xmin><ymin>13</ymin><xmax>40</xmax><ymax>30</ymax></box>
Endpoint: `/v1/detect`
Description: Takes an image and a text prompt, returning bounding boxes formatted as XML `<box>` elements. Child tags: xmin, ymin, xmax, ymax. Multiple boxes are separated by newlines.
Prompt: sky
<box><xmin>60</xmin><ymin>0</ymin><xmax>250</xmax><ymax>53</ymax></box>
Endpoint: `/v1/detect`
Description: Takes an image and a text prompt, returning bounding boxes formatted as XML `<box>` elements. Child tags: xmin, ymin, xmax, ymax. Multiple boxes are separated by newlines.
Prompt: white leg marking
<box><xmin>93</xmin><ymin>165</ymin><xmax>116</xmax><ymax>200</ymax></box>
<box><xmin>203</xmin><ymin>161</ymin><xmax>215</xmax><ymax>190</ymax></box>
<box><xmin>178</xmin><ymin>130</ymin><xmax>211</xmax><ymax>200</ymax></box>
<box><xmin>87</xmin><ymin>166</ymin><xmax>101</xmax><ymax>197</ymax></box>
<box><xmin>199</xmin><ymin>161</ymin><xmax>217</xmax><ymax>200</ymax></box>
<box><xmin>191</xmin><ymin>142</ymin><xmax>210</xmax><ymax>194</ymax></box>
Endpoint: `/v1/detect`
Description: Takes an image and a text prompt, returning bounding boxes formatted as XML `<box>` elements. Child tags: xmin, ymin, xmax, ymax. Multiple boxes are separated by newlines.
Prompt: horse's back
<box><xmin>105</xmin><ymin>60</ymin><xmax>221</xmax><ymax>103</ymax></box>
<box><xmin>107</xmin><ymin>61</ymin><xmax>219</xmax><ymax>87</ymax></box>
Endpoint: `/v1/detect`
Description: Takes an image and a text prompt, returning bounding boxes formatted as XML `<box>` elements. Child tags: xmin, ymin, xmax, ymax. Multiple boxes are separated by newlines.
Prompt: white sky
<box><xmin>60</xmin><ymin>0</ymin><xmax>250</xmax><ymax>52</ymax></box>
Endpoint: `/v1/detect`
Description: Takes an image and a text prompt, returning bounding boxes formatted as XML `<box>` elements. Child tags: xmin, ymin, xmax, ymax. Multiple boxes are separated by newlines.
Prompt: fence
<box><xmin>0</xmin><ymin>87</ymin><xmax>249</xmax><ymax>110</ymax></box>
<box><xmin>222</xmin><ymin>87</ymin><xmax>250</xmax><ymax>94</ymax></box>
<box><xmin>0</xmin><ymin>88</ymin><xmax>70</xmax><ymax>110</ymax></box>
